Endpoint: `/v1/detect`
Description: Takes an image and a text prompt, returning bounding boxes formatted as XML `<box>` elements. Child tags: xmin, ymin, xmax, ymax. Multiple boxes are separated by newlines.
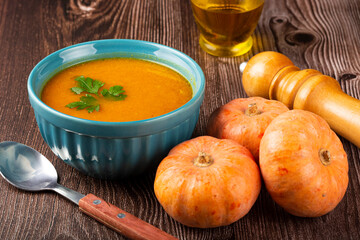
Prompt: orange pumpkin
<box><xmin>207</xmin><ymin>97</ymin><xmax>289</xmax><ymax>161</ymax></box>
<box><xmin>154</xmin><ymin>136</ymin><xmax>261</xmax><ymax>228</ymax></box>
<box><xmin>260</xmin><ymin>110</ymin><xmax>349</xmax><ymax>217</ymax></box>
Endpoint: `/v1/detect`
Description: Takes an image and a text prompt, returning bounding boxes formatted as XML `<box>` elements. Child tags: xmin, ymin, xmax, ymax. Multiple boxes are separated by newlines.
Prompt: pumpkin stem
<box><xmin>319</xmin><ymin>148</ymin><xmax>331</xmax><ymax>166</ymax></box>
<box><xmin>193</xmin><ymin>152</ymin><xmax>214</xmax><ymax>168</ymax></box>
<box><xmin>245</xmin><ymin>103</ymin><xmax>261</xmax><ymax>116</ymax></box>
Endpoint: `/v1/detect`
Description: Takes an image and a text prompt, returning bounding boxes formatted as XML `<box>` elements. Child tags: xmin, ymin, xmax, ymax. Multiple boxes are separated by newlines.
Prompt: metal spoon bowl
<box><xmin>0</xmin><ymin>141</ymin><xmax>84</xmax><ymax>204</ymax></box>
<box><xmin>0</xmin><ymin>141</ymin><xmax>58</xmax><ymax>190</ymax></box>
<box><xmin>0</xmin><ymin>141</ymin><xmax>176</xmax><ymax>240</ymax></box>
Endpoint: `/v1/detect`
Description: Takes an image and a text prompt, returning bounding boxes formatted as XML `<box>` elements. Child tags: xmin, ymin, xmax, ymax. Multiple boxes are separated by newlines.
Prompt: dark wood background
<box><xmin>1</xmin><ymin>0</ymin><xmax>359</xmax><ymax>239</ymax></box>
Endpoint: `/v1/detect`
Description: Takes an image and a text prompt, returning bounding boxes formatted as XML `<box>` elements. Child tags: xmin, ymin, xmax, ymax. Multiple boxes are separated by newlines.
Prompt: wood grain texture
<box><xmin>0</xmin><ymin>0</ymin><xmax>359</xmax><ymax>239</ymax></box>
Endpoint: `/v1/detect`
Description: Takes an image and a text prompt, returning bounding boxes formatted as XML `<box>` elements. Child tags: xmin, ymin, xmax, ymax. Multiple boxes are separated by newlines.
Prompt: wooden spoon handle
<box><xmin>79</xmin><ymin>194</ymin><xmax>177</xmax><ymax>240</ymax></box>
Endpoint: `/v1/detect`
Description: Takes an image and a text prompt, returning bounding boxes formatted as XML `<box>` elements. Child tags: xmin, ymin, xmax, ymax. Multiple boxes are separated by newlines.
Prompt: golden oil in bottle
<box><xmin>190</xmin><ymin>0</ymin><xmax>264</xmax><ymax>57</ymax></box>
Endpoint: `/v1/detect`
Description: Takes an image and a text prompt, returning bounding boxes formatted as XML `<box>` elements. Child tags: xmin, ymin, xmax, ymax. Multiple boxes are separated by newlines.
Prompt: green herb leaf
<box><xmin>80</xmin><ymin>94</ymin><xmax>97</xmax><ymax>104</ymax></box>
<box><xmin>71</xmin><ymin>87</ymin><xmax>84</xmax><ymax>94</ymax></box>
<box><xmin>101</xmin><ymin>89</ymin><xmax>108</xmax><ymax>96</ymax></box>
<box><xmin>108</xmin><ymin>86</ymin><xmax>125</xmax><ymax>96</ymax></box>
<box><xmin>86</xmin><ymin>105</ymin><xmax>100</xmax><ymax>113</ymax></box>
<box><xmin>67</xmin><ymin>77</ymin><xmax>127</xmax><ymax>114</ymax></box>
<box><xmin>101</xmin><ymin>85</ymin><xmax>127</xmax><ymax>101</ymax></box>
<box><xmin>73</xmin><ymin>76</ymin><xmax>104</xmax><ymax>95</ymax></box>
<box><xmin>66</xmin><ymin>94</ymin><xmax>100</xmax><ymax>113</ymax></box>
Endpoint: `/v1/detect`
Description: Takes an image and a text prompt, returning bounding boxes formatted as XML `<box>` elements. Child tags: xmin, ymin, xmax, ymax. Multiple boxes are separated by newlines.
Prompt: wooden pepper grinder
<box><xmin>240</xmin><ymin>51</ymin><xmax>360</xmax><ymax>148</ymax></box>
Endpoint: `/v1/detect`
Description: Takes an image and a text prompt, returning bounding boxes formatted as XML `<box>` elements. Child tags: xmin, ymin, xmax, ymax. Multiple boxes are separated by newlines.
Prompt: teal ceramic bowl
<box><xmin>28</xmin><ymin>39</ymin><xmax>205</xmax><ymax>179</ymax></box>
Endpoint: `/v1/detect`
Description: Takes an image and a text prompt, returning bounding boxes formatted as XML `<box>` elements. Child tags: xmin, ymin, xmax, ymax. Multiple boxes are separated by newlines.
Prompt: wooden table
<box><xmin>1</xmin><ymin>0</ymin><xmax>359</xmax><ymax>239</ymax></box>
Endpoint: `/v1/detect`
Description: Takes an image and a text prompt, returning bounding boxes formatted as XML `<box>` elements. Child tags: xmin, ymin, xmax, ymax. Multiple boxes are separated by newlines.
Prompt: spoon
<box><xmin>0</xmin><ymin>141</ymin><xmax>177</xmax><ymax>240</ymax></box>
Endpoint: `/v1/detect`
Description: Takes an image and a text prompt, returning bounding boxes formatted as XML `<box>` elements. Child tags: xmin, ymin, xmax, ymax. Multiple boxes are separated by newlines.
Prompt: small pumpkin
<box><xmin>154</xmin><ymin>136</ymin><xmax>261</xmax><ymax>228</ymax></box>
<box><xmin>260</xmin><ymin>110</ymin><xmax>349</xmax><ymax>217</ymax></box>
<box><xmin>207</xmin><ymin>97</ymin><xmax>289</xmax><ymax>161</ymax></box>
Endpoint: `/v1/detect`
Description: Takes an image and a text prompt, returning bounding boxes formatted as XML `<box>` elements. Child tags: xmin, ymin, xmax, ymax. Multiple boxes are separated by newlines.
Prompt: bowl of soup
<box><xmin>28</xmin><ymin>39</ymin><xmax>205</xmax><ymax>179</ymax></box>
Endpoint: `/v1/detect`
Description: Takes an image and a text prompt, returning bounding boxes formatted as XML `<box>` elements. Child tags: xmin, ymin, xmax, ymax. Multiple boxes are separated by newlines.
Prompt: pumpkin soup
<box><xmin>41</xmin><ymin>58</ymin><xmax>193</xmax><ymax>122</ymax></box>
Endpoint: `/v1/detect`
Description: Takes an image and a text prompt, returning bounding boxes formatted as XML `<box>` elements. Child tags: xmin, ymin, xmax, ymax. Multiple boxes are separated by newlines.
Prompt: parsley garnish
<box><xmin>101</xmin><ymin>86</ymin><xmax>127</xmax><ymax>101</ymax></box>
<box><xmin>66</xmin><ymin>94</ymin><xmax>100</xmax><ymax>113</ymax></box>
<box><xmin>71</xmin><ymin>76</ymin><xmax>104</xmax><ymax>95</ymax></box>
<box><xmin>66</xmin><ymin>76</ymin><xmax>127</xmax><ymax>113</ymax></box>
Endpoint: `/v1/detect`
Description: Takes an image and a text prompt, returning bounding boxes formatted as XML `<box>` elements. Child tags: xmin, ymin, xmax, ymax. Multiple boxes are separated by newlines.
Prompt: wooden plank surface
<box><xmin>0</xmin><ymin>0</ymin><xmax>359</xmax><ymax>239</ymax></box>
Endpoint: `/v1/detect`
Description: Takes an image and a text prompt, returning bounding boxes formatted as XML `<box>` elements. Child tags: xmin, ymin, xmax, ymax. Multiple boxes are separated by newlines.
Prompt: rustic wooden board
<box><xmin>0</xmin><ymin>0</ymin><xmax>359</xmax><ymax>239</ymax></box>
